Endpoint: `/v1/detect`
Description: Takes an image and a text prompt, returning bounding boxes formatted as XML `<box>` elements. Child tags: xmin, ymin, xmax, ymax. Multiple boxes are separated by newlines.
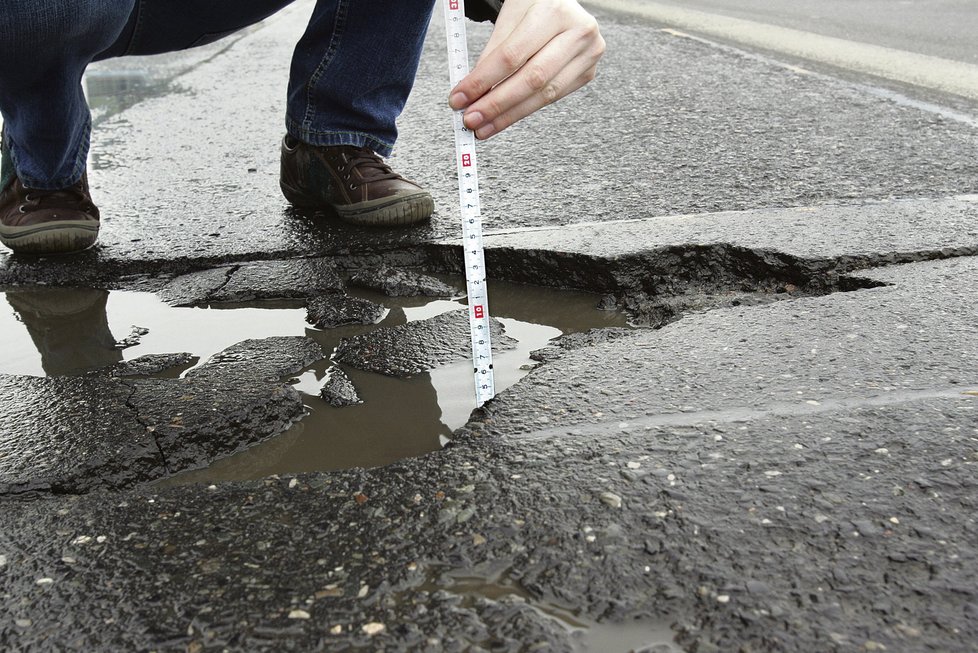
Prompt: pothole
<box><xmin>0</xmin><ymin>279</ymin><xmax>628</xmax><ymax>486</ymax></box>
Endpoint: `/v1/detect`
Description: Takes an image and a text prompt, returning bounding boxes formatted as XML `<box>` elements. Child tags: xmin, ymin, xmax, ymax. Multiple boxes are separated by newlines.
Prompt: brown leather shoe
<box><xmin>0</xmin><ymin>173</ymin><xmax>100</xmax><ymax>255</ymax></box>
<box><xmin>280</xmin><ymin>136</ymin><xmax>433</xmax><ymax>226</ymax></box>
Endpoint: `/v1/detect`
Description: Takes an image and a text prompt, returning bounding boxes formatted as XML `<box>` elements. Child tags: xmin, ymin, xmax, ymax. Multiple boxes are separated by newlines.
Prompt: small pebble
<box><xmin>716</xmin><ymin>595</ymin><xmax>730</xmax><ymax>604</ymax></box>
<box><xmin>0</xmin><ymin>554</ymin><xmax>7</xmax><ymax>568</ymax></box>
<box><xmin>599</xmin><ymin>492</ymin><xmax>623</xmax><ymax>509</ymax></box>
<box><xmin>357</xmin><ymin>585</ymin><xmax>369</xmax><ymax>598</ymax></box>
<box><xmin>288</xmin><ymin>610</ymin><xmax>311</xmax><ymax>620</ymax></box>
<box><xmin>36</xmin><ymin>578</ymin><xmax>54</xmax><ymax>586</ymax></box>
<box><xmin>330</xmin><ymin>625</ymin><xmax>343</xmax><ymax>635</ymax></box>
<box><xmin>289</xmin><ymin>479</ymin><xmax>299</xmax><ymax>489</ymax></box>
<box><xmin>15</xmin><ymin>619</ymin><xmax>32</xmax><ymax>628</ymax></box>
<box><xmin>362</xmin><ymin>622</ymin><xmax>385</xmax><ymax>636</ymax></box>
<box><xmin>626</xmin><ymin>462</ymin><xmax>641</xmax><ymax>469</ymax></box>
<box><xmin>71</xmin><ymin>535</ymin><xmax>93</xmax><ymax>545</ymax></box>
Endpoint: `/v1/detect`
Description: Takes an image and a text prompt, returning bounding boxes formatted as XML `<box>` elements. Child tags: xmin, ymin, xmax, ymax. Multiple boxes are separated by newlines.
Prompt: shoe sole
<box><xmin>281</xmin><ymin>182</ymin><xmax>434</xmax><ymax>227</ymax></box>
<box><xmin>0</xmin><ymin>221</ymin><xmax>99</xmax><ymax>255</ymax></box>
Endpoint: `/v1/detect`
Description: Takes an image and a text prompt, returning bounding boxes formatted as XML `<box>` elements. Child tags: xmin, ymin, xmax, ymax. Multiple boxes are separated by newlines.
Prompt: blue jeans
<box><xmin>0</xmin><ymin>0</ymin><xmax>435</xmax><ymax>190</ymax></box>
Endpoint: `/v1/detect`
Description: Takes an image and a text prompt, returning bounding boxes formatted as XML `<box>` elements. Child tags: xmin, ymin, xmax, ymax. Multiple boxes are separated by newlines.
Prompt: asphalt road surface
<box><xmin>624</xmin><ymin>0</ymin><xmax>978</xmax><ymax>64</ymax></box>
<box><xmin>2</xmin><ymin>2</ymin><xmax>978</xmax><ymax>651</ymax></box>
<box><xmin>586</xmin><ymin>0</ymin><xmax>978</xmax><ymax>104</ymax></box>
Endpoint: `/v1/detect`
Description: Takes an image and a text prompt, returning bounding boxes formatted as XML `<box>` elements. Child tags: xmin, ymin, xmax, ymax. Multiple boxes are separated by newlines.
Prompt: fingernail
<box><xmin>449</xmin><ymin>92</ymin><xmax>468</xmax><ymax>109</ymax></box>
<box><xmin>465</xmin><ymin>111</ymin><xmax>485</xmax><ymax>130</ymax></box>
<box><xmin>476</xmin><ymin>123</ymin><xmax>495</xmax><ymax>139</ymax></box>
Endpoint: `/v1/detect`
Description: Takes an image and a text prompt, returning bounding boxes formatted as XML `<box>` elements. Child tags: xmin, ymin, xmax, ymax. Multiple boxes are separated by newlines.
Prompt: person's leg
<box><xmin>0</xmin><ymin>1</ymin><xmax>133</xmax><ymax>191</ymax></box>
<box><xmin>94</xmin><ymin>0</ymin><xmax>296</xmax><ymax>61</ymax></box>
<box><xmin>287</xmin><ymin>0</ymin><xmax>436</xmax><ymax>156</ymax></box>
<box><xmin>280</xmin><ymin>0</ymin><xmax>438</xmax><ymax>226</ymax></box>
<box><xmin>0</xmin><ymin>0</ymin><xmax>295</xmax><ymax>254</ymax></box>
<box><xmin>0</xmin><ymin>0</ymin><xmax>133</xmax><ymax>254</ymax></box>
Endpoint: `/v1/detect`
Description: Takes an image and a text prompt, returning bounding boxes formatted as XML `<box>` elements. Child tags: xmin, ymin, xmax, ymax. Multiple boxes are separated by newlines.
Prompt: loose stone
<box><xmin>600</xmin><ymin>492</ymin><xmax>623</xmax><ymax>509</ymax></box>
<box><xmin>288</xmin><ymin>609</ymin><xmax>311</xmax><ymax>620</ymax></box>
<box><xmin>362</xmin><ymin>622</ymin><xmax>386</xmax><ymax>636</ymax></box>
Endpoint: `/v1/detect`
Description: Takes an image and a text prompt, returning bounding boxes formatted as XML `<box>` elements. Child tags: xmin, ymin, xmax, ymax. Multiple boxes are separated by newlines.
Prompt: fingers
<box><xmin>448</xmin><ymin>0</ymin><xmax>605</xmax><ymax>139</ymax></box>
<box><xmin>473</xmin><ymin>61</ymin><xmax>598</xmax><ymax>139</ymax></box>
<box><xmin>449</xmin><ymin>5</ymin><xmax>558</xmax><ymax>111</ymax></box>
<box><xmin>473</xmin><ymin>1</ymin><xmax>527</xmax><ymax>66</ymax></box>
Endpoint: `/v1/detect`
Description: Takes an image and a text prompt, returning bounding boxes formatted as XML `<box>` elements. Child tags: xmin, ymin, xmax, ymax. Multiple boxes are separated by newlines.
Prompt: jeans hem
<box><xmin>8</xmin><ymin>121</ymin><xmax>90</xmax><ymax>190</ymax></box>
<box><xmin>286</xmin><ymin>119</ymin><xmax>395</xmax><ymax>158</ymax></box>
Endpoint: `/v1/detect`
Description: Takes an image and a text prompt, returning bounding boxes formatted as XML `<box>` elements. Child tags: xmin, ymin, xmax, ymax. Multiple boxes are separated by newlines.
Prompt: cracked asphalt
<box><xmin>1</xmin><ymin>1</ymin><xmax>978</xmax><ymax>651</ymax></box>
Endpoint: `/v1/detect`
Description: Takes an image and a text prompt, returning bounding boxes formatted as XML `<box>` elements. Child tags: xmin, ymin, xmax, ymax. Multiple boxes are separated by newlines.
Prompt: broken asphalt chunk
<box><xmin>88</xmin><ymin>353</ymin><xmax>197</xmax><ymax>378</ymax></box>
<box><xmin>349</xmin><ymin>266</ymin><xmax>459</xmax><ymax>297</ymax></box>
<box><xmin>306</xmin><ymin>293</ymin><xmax>386</xmax><ymax>329</ymax></box>
<box><xmin>319</xmin><ymin>367</ymin><xmax>362</xmax><ymax>407</ymax></box>
<box><xmin>160</xmin><ymin>258</ymin><xmax>343</xmax><ymax>306</ymax></box>
<box><xmin>187</xmin><ymin>336</ymin><xmax>323</xmax><ymax>382</ymax></box>
<box><xmin>334</xmin><ymin>309</ymin><xmax>516</xmax><ymax>376</ymax></box>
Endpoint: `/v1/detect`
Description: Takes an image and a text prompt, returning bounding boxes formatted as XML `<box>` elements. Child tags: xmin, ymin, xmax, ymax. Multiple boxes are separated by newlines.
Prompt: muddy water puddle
<box><xmin>0</xmin><ymin>280</ymin><xmax>627</xmax><ymax>481</ymax></box>
<box><xmin>413</xmin><ymin>564</ymin><xmax>680</xmax><ymax>652</ymax></box>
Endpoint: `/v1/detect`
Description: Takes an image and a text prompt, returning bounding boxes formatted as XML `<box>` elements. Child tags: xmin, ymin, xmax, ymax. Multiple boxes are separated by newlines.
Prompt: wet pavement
<box><xmin>2</xmin><ymin>1</ymin><xmax>978</xmax><ymax>651</ymax></box>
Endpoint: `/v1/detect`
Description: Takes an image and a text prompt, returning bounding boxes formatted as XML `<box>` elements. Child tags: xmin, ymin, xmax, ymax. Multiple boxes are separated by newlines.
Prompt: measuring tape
<box><xmin>443</xmin><ymin>0</ymin><xmax>495</xmax><ymax>406</ymax></box>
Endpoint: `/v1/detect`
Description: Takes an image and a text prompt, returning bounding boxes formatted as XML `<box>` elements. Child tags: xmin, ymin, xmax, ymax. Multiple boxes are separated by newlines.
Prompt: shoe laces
<box><xmin>19</xmin><ymin>179</ymin><xmax>92</xmax><ymax>213</ymax></box>
<box><xmin>338</xmin><ymin>147</ymin><xmax>402</xmax><ymax>186</ymax></box>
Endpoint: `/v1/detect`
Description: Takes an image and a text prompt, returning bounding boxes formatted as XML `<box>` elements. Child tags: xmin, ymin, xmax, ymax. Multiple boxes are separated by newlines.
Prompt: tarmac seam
<box><xmin>505</xmin><ymin>385</ymin><xmax>978</xmax><ymax>441</ymax></box>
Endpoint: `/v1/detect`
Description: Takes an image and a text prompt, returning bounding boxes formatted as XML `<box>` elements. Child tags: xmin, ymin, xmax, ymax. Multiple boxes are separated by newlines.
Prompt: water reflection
<box><xmin>5</xmin><ymin>287</ymin><xmax>122</xmax><ymax>376</ymax></box>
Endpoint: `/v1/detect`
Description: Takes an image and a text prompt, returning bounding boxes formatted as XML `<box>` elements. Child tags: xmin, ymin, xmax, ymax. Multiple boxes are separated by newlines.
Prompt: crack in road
<box><xmin>121</xmin><ymin>379</ymin><xmax>173</xmax><ymax>477</ymax></box>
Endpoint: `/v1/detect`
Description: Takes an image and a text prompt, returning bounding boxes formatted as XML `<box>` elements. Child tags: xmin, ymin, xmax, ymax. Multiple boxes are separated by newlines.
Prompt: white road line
<box><xmin>584</xmin><ymin>0</ymin><xmax>978</xmax><ymax>101</ymax></box>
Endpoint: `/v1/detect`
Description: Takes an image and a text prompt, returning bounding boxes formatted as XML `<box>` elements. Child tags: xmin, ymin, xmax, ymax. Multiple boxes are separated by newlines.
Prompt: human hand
<box><xmin>448</xmin><ymin>0</ymin><xmax>605</xmax><ymax>139</ymax></box>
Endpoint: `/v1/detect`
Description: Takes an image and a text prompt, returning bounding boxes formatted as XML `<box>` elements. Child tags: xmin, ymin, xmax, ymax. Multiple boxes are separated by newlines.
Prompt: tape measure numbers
<box><xmin>443</xmin><ymin>0</ymin><xmax>495</xmax><ymax>406</ymax></box>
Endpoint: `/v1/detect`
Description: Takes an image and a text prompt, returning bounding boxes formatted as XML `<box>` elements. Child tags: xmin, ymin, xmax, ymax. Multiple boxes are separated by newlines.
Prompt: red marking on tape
<box><xmin>449</xmin><ymin>0</ymin><xmax>459</xmax><ymax>9</ymax></box>
<box><xmin>473</xmin><ymin>305</ymin><xmax>485</xmax><ymax>319</ymax></box>
<box><xmin>461</xmin><ymin>153</ymin><xmax>472</xmax><ymax>167</ymax></box>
